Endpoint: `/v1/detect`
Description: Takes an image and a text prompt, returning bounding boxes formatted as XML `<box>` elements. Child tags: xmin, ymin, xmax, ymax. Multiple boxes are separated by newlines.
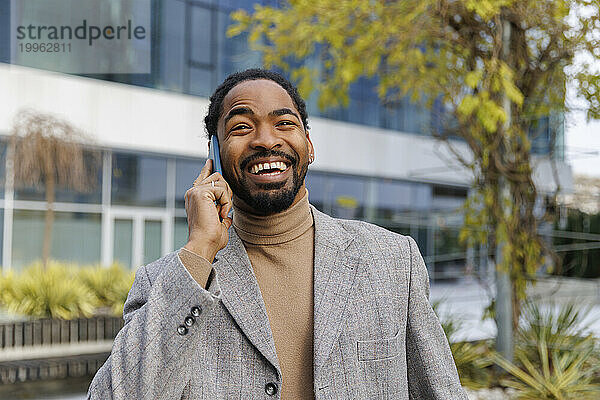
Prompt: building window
<box><xmin>186</xmin><ymin>4</ymin><xmax>216</xmax><ymax>97</ymax></box>
<box><xmin>175</xmin><ymin>158</ymin><xmax>205</xmax><ymax>209</ymax></box>
<box><xmin>158</xmin><ymin>0</ymin><xmax>186</xmax><ymax>92</ymax></box>
<box><xmin>174</xmin><ymin>216</ymin><xmax>189</xmax><ymax>249</ymax></box>
<box><xmin>190</xmin><ymin>6</ymin><xmax>212</xmax><ymax>66</ymax></box>
<box><xmin>375</xmin><ymin>179</ymin><xmax>433</xmax><ymax>220</ymax></box>
<box><xmin>305</xmin><ymin>171</ymin><xmax>327</xmax><ymax>211</ymax></box>
<box><xmin>433</xmin><ymin>224</ymin><xmax>466</xmax><ymax>280</ymax></box>
<box><xmin>143</xmin><ymin>220</ymin><xmax>162</xmax><ymax>265</ymax></box>
<box><xmin>306</xmin><ymin>172</ymin><xmax>367</xmax><ymax>220</ymax></box>
<box><xmin>111</xmin><ymin>152</ymin><xmax>167</xmax><ymax>207</ymax></box>
<box><xmin>13</xmin><ymin>149</ymin><xmax>102</xmax><ymax>204</ymax></box>
<box><xmin>12</xmin><ymin>210</ymin><xmax>101</xmax><ymax>269</ymax></box>
<box><xmin>0</xmin><ymin>140</ymin><xmax>6</xmax><ymax>198</ymax></box>
<box><xmin>113</xmin><ymin>218</ymin><xmax>133</xmax><ymax>269</ymax></box>
<box><xmin>432</xmin><ymin>185</ymin><xmax>468</xmax><ymax>211</ymax></box>
<box><xmin>0</xmin><ymin>209</ymin><xmax>3</xmax><ymax>263</ymax></box>
<box><xmin>216</xmin><ymin>9</ymin><xmax>262</xmax><ymax>82</ymax></box>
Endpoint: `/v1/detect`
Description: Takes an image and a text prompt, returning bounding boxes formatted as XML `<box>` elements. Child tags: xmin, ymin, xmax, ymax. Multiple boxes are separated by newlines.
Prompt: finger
<box><xmin>214</xmin><ymin>186</ymin><xmax>232</xmax><ymax>215</ymax></box>
<box><xmin>201</xmin><ymin>172</ymin><xmax>225</xmax><ymax>186</ymax></box>
<box><xmin>226</xmin><ymin>184</ymin><xmax>233</xmax><ymax>204</ymax></box>
<box><xmin>220</xmin><ymin>199</ymin><xmax>233</xmax><ymax>220</ymax></box>
<box><xmin>193</xmin><ymin>159</ymin><xmax>212</xmax><ymax>186</ymax></box>
<box><xmin>221</xmin><ymin>216</ymin><xmax>233</xmax><ymax>230</ymax></box>
<box><xmin>196</xmin><ymin>183</ymin><xmax>231</xmax><ymax>210</ymax></box>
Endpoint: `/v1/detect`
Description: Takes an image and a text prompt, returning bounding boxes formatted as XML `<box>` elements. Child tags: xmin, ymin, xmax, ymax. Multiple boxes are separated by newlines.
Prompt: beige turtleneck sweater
<box><xmin>179</xmin><ymin>188</ymin><xmax>315</xmax><ymax>399</ymax></box>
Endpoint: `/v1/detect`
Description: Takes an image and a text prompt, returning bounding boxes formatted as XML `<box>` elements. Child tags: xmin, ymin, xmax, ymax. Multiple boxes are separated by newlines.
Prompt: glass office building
<box><xmin>0</xmin><ymin>0</ymin><xmax>567</xmax><ymax>280</ymax></box>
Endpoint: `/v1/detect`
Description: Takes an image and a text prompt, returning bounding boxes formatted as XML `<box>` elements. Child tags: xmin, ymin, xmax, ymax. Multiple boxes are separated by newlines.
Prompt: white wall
<box><xmin>0</xmin><ymin>63</ymin><xmax>209</xmax><ymax>157</ymax></box>
<box><xmin>0</xmin><ymin>63</ymin><xmax>573</xmax><ymax>192</ymax></box>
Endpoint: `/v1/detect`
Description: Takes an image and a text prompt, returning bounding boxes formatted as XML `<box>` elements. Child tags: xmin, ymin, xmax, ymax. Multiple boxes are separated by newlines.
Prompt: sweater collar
<box><xmin>232</xmin><ymin>187</ymin><xmax>313</xmax><ymax>245</ymax></box>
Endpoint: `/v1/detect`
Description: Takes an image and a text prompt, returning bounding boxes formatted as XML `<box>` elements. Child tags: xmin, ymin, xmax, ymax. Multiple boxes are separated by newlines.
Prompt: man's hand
<box><xmin>183</xmin><ymin>159</ymin><xmax>233</xmax><ymax>263</ymax></box>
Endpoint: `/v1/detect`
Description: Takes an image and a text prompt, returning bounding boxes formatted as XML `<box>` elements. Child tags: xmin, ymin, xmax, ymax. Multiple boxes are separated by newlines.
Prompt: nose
<box><xmin>249</xmin><ymin>123</ymin><xmax>283</xmax><ymax>151</ymax></box>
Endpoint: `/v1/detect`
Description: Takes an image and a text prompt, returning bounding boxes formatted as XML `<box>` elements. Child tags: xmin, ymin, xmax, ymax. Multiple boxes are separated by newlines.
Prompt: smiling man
<box><xmin>88</xmin><ymin>69</ymin><xmax>467</xmax><ymax>400</ymax></box>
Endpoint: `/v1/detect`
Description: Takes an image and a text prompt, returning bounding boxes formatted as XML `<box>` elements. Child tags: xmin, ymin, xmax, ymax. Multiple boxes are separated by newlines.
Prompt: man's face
<box><xmin>216</xmin><ymin>79</ymin><xmax>314</xmax><ymax>215</ymax></box>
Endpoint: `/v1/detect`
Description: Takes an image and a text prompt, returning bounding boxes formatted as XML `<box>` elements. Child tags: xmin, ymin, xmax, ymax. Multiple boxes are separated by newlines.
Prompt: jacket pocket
<box><xmin>356</xmin><ymin>329</ymin><xmax>402</xmax><ymax>361</ymax></box>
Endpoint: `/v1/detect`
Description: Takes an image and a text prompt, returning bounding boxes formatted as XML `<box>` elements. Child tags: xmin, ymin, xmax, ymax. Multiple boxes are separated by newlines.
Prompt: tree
<box><xmin>10</xmin><ymin>110</ymin><xmax>100</xmax><ymax>268</ymax></box>
<box><xmin>229</xmin><ymin>0</ymin><xmax>600</xmax><ymax>328</ymax></box>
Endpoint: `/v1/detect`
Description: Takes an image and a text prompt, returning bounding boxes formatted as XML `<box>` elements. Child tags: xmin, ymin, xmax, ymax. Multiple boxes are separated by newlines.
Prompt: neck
<box><xmin>232</xmin><ymin>187</ymin><xmax>313</xmax><ymax>245</ymax></box>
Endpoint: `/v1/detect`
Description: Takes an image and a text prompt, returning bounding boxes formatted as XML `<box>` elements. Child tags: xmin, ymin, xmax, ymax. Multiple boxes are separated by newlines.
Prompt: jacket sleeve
<box><xmin>87</xmin><ymin>251</ymin><xmax>221</xmax><ymax>400</ymax></box>
<box><xmin>404</xmin><ymin>236</ymin><xmax>468</xmax><ymax>399</ymax></box>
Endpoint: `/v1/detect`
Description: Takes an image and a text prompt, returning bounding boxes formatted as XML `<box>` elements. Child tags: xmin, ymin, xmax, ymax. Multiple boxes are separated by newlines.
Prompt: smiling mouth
<box><xmin>247</xmin><ymin>161</ymin><xmax>290</xmax><ymax>176</ymax></box>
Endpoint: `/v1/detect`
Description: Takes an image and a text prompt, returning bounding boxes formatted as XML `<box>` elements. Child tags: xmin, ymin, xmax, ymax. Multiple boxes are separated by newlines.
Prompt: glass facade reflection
<box><xmin>143</xmin><ymin>220</ymin><xmax>162</xmax><ymax>265</ymax></box>
<box><xmin>376</xmin><ymin>179</ymin><xmax>432</xmax><ymax>218</ymax></box>
<box><xmin>11</xmin><ymin>210</ymin><xmax>102</xmax><ymax>270</ymax></box>
<box><xmin>114</xmin><ymin>219</ymin><xmax>133</xmax><ymax>269</ymax></box>
<box><xmin>112</xmin><ymin>152</ymin><xmax>167</xmax><ymax>207</ymax></box>
<box><xmin>0</xmin><ymin>141</ymin><xmax>6</xmax><ymax>197</ymax></box>
<box><xmin>14</xmin><ymin>149</ymin><xmax>103</xmax><ymax>204</ymax></box>
<box><xmin>175</xmin><ymin>158</ymin><xmax>206</xmax><ymax>209</ymax></box>
<box><xmin>174</xmin><ymin>216</ymin><xmax>189</xmax><ymax>250</ymax></box>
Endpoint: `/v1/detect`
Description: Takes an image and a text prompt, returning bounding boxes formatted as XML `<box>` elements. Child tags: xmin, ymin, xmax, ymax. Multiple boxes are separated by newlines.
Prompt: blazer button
<box><xmin>191</xmin><ymin>306</ymin><xmax>201</xmax><ymax>317</ymax></box>
<box><xmin>265</xmin><ymin>382</ymin><xmax>278</xmax><ymax>396</ymax></box>
<box><xmin>177</xmin><ymin>325</ymin><xmax>188</xmax><ymax>335</ymax></box>
<box><xmin>184</xmin><ymin>316</ymin><xmax>195</xmax><ymax>327</ymax></box>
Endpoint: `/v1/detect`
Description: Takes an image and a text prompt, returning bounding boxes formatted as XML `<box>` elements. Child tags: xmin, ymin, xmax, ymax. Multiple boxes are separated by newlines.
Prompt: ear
<box><xmin>305</xmin><ymin>130</ymin><xmax>315</xmax><ymax>162</ymax></box>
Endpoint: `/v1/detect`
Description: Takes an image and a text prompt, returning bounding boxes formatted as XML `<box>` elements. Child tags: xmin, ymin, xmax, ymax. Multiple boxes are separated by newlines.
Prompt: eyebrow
<box><xmin>270</xmin><ymin>108</ymin><xmax>300</xmax><ymax>121</ymax></box>
<box><xmin>224</xmin><ymin>107</ymin><xmax>254</xmax><ymax>125</ymax></box>
<box><xmin>223</xmin><ymin>107</ymin><xmax>300</xmax><ymax>126</ymax></box>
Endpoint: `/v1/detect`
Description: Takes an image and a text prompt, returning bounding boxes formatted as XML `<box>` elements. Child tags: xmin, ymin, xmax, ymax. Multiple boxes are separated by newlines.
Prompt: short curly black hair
<box><xmin>204</xmin><ymin>68</ymin><xmax>309</xmax><ymax>139</ymax></box>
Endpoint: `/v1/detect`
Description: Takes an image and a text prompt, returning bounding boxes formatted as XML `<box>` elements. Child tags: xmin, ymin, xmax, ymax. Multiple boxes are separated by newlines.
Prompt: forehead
<box><xmin>221</xmin><ymin>79</ymin><xmax>298</xmax><ymax>116</ymax></box>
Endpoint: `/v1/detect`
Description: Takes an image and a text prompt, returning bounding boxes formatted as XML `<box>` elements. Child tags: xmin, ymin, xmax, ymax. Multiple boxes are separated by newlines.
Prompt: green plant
<box><xmin>77</xmin><ymin>263</ymin><xmax>135</xmax><ymax>316</ymax></box>
<box><xmin>0</xmin><ymin>270</ymin><xmax>15</xmax><ymax>307</ymax></box>
<box><xmin>494</xmin><ymin>302</ymin><xmax>600</xmax><ymax>399</ymax></box>
<box><xmin>433</xmin><ymin>300</ymin><xmax>494</xmax><ymax>389</ymax></box>
<box><xmin>1</xmin><ymin>261</ymin><xmax>97</xmax><ymax>319</ymax></box>
<box><xmin>517</xmin><ymin>303</ymin><xmax>598</xmax><ymax>367</ymax></box>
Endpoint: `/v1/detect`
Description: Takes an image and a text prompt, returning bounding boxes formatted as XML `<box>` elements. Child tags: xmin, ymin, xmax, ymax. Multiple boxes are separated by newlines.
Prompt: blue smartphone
<box><xmin>208</xmin><ymin>134</ymin><xmax>223</xmax><ymax>176</ymax></box>
<box><xmin>208</xmin><ymin>135</ymin><xmax>232</xmax><ymax>219</ymax></box>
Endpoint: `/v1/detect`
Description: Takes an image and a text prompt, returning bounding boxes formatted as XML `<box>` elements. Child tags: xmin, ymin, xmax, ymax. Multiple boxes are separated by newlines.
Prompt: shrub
<box><xmin>0</xmin><ymin>270</ymin><xmax>15</xmax><ymax>307</ymax></box>
<box><xmin>0</xmin><ymin>261</ymin><xmax>135</xmax><ymax>319</ymax></box>
<box><xmin>494</xmin><ymin>302</ymin><xmax>600</xmax><ymax>399</ymax></box>
<box><xmin>1</xmin><ymin>261</ymin><xmax>97</xmax><ymax>319</ymax></box>
<box><xmin>77</xmin><ymin>263</ymin><xmax>135</xmax><ymax>316</ymax></box>
<box><xmin>433</xmin><ymin>300</ymin><xmax>494</xmax><ymax>389</ymax></box>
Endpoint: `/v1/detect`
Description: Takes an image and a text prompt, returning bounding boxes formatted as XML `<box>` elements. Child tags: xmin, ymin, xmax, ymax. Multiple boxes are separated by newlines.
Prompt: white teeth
<box><xmin>250</xmin><ymin>161</ymin><xmax>289</xmax><ymax>174</ymax></box>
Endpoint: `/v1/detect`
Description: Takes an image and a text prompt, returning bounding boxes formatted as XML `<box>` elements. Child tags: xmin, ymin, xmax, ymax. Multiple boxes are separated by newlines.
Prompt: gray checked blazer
<box><xmin>88</xmin><ymin>205</ymin><xmax>467</xmax><ymax>399</ymax></box>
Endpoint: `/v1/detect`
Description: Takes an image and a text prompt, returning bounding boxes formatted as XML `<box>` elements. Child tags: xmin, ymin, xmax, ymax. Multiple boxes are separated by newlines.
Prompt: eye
<box><xmin>231</xmin><ymin>123</ymin><xmax>251</xmax><ymax>132</ymax></box>
<box><xmin>277</xmin><ymin>120</ymin><xmax>296</xmax><ymax>127</ymax></box>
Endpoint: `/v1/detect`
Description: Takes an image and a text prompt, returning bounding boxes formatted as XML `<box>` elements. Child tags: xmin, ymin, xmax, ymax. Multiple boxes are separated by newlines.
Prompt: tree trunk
<box><xmin>42</xmin><ymin>171</ymin><xmax>55</xmax><ymax>269</ymax></box>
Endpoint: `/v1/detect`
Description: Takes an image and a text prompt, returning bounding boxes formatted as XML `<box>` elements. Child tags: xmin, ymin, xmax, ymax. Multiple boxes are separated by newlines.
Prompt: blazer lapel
<box><xmin>311</xmin><ymin>206</ymin><xmax>362</xmax><ymax>372</ymax></box>
<box><xmin>212</xmin><ymin>228</ymin><xmax>280</xmax><ymax>374</ymax></box>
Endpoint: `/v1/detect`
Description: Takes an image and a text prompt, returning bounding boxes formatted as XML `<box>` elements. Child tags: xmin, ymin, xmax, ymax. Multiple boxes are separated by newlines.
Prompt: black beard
<box><xmin>224</xmin><ymin>150</ymin><xmax>308</xmax><ymax>215</ymax></box>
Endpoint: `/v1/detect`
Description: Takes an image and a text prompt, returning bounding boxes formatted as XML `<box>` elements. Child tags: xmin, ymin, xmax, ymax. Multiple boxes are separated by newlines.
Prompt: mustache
<box><xmin>240</xmin><ymin>149</ymin><xmax>297</xmax><ymax>171</ymax></box>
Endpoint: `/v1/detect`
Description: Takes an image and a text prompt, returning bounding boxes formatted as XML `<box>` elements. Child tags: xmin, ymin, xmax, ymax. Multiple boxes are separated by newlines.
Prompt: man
<box><xmin>88</xmin><ymin>69</ymin><xmax>467</xmax><ymax>399</ymax></box>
